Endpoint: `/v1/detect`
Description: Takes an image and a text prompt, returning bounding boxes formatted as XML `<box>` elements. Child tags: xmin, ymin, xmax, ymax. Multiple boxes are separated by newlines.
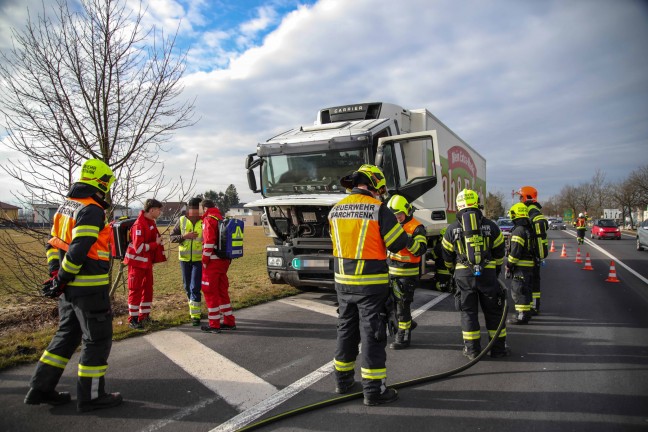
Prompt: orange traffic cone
<box><xmin>582</xmin><ymin>253</ymin><xmax>594</xmax><ymax>270</ymax></box>
<box><xmin>549</xmin><ymin>240</ymin><xmax>556</xmax><ymax>253</ymax></box>
<box><xmin>560</xmin><ymin>244</ymin><xmax>568</xmax><ymax>257</ymax></box>
<box><xmin>574</xmin><ymin>248</ymin><xmax>582</xmax><ymax>263</ymax></box>
<box><xmin>605</xmin><ymin>261</ymin><xmax>620</xmax><ymax>282</ymax></box>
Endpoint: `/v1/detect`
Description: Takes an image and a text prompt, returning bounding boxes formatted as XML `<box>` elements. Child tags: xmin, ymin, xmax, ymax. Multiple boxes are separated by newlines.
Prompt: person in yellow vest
<box><xmin>386</xmin><ymin>194</ymin><xmax>427</xmax><ymax>350</ymax></box>
<box><xmin>329</xmin><ymin>164</ymin><xmax>412</xmax><ymax>406</ymax></box>
<box><xmin>25</xmin><ymin>158</ymin><xmax>123</xmax><ymax>413</ymax></box>
<box><xmin>170</xmin><ymin>197</ymin><xmax>204</xmax><ymax>326</ymax></box>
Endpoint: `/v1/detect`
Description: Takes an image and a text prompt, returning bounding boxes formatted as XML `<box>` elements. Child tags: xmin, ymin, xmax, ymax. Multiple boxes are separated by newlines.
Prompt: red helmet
<box><xmin>517</xmin><ymin>185</ymin><xmax>538</xmax><ymax>202</ymax></box>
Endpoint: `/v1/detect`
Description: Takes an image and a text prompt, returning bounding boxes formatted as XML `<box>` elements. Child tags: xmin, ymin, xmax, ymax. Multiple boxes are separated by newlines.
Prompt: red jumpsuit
<box><xmin>124</xmin><ymin>210</ymin><xmax>165</xmax><ymax>323</ymax></box>
<box><xmin>201</xmin><ymin>207</ymin><xmax>234</xmax><ymax>330</ymax></box>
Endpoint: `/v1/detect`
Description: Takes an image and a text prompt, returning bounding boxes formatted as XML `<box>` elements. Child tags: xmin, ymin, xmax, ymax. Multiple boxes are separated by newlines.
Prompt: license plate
<box><xmin>302</xmin><ymin>259</ymin><xmax>329</xmax><ymax>269</ymax></box>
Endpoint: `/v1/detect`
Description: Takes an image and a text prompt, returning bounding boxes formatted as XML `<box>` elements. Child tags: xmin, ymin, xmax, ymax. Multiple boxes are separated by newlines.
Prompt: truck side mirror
<box><xmin>247</xmin><ymin>169</ymin><xmax>259</xmax><ymax>193</ymax></box>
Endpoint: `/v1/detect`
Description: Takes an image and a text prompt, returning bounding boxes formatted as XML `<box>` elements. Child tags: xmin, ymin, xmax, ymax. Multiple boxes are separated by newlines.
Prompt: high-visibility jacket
<box><xmin>329</xmin><ymin>189</ymin><xmax>410</xmax><ymax>293</ymax></box>
<box><xmin>202</xmin><ymin>207</ymin><xmax>226</xmax><ymax>264</ymax></box>
<box><xmin>47</xmin><ymin>196</ymin><xmax>111</xmax><ymax>289</ymax></box>
<box><xmin>123</xmin><ymin>210</ymin><xmax>161</xmax><ymax>269</ymax></box>
<box><xmin>387</xmin><ymin>217</ymin><xmax>427</xmax><ymax>277</ymax></box>
<box><xmin>177</xmin><ymin>216</ymin><xmax>203</xmax><ymax>262</ymax></box>
<box><xmin>507</xmin><ymin>223</ymin><xmax>535</xmax><ymax>268</ymax></box>
<box><xmin>526</xmin><ymin>202</ymin><xmax>549</xmax><ymax>259</ymax></box>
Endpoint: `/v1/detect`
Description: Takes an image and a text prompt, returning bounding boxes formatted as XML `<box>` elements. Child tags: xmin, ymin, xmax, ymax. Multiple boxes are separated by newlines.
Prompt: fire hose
<box><xmin>235</xmin><ymin>279</ymin><xmax>509</xmax><ymax>432</ymax></box>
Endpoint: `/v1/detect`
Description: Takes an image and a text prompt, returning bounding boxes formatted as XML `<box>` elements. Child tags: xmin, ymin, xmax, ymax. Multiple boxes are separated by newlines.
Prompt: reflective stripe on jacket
<box><xmin>48</xmin><ymin>197</ymin><xmax>110</xmax><ymax>262</ymax></box>
<box><xmin>388</xmin><ymin>217</ymin><xmax>427</xmax><ymax>277</ymax></box>
<box><xmin>178</xmin><ymin>216</ymin><xmax>203</xmax><ymax>262</ymax></box>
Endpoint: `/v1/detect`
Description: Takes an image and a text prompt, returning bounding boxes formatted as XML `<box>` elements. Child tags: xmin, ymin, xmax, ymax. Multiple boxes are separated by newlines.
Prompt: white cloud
<box><xmin>1</xmin><ymin>0</ymin><xmax>647</xmax><ymax>207</ymax></box>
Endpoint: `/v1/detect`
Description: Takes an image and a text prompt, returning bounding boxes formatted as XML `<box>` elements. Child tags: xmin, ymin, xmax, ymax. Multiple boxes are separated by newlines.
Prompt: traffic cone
<box><xmin>549</xmin><ymin>240</ymin><xmax>556</xmax><ymax>252</ymax></box>
<box><xmin>605</xmin><ymin>261</ymin><xmax>620</xmax><ymax>282</ymax></box>
<box><xmin>560</xmin><ymin>244</ymin><xmax>568</xmax><ymax>257</ymax></box>
<box><xmin>582</xmin><ymin>253</ymin><xmax>594</xmax><ymax>270</ymax></box>
<box><xmin>574</xmin><ymin>248</ymin><xmax>582</xmax><ymax>263</ymax></box>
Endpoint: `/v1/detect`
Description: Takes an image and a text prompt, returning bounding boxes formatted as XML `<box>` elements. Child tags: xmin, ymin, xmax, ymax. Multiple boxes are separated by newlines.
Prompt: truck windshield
<box><xmin>261</xmin><ymin>149</ymin><xmax>367</xmax><ymax>196</ymax></box>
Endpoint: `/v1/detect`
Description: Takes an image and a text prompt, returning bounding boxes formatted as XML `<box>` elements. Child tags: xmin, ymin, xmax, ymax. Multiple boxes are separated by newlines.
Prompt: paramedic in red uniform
<box><xmin>124</xmin><ymin>198</ymin><xmax>165</xmax><ymax>329</ymax></box>
<box><xmin>200</xmin><ymin>199</ymin><xmax>236</xmax><ymax>333</ymax></box>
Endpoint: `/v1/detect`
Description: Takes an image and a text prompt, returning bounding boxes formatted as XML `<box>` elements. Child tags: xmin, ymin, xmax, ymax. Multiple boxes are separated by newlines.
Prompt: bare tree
<box><xmin>611</xmin><ymin>178</ymin><xmax>643</xmax><ymax>228</ymax></box>
<box><xmin>484</xmin><ymin>191</ymin><xmax>505</xmax><ymax>219</ymax></box>
<box><xmin>0</xmin><ymin>0</ymin><xmax>197</xmax><ymax>295</ymax></box>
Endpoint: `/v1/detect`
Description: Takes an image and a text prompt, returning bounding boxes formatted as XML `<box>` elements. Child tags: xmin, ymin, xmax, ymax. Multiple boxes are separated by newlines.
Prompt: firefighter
<box><xmin>575</xmin><ymin>212</ymin><xmax>587</xmax><ymax>245</ymax></box>
<box><xmin>170</xmin><ymin>197</ymin><xmax>204</xmax><ymax>326</ymax></box>
<box><xmin>441</xmin><ymin>189</ymin><xmax>509</xmax><ymax>360</ymax></box>
<box><xmin>329</xmin><ymin>164</ymin><xmax>412</xmax><ymax>406</ymax></box>
<box><xmin>124</xmin><ymin>198</ymin><xmax>165</xmax><ymax>329</ymax></box>
<box><xmin>506</xmin><ymin>203</ymin><xmax>535</xmax><ymax>324</ymax></box>
<box><xmin>429</xmin><ymin>227</ymin><xmax>452</xmax><ymax>292</ymax></box>
<box><xmin>25</xmin><ymin>158</ymin><xmax>122</xmax><ymax>412</ymax></box>
<box><xmin>386</xmin><ymin>194</ymin><xmax>427</xmax><ymax>350</ymax></box>
<box><xmin>517</xmin><ymin>186</ymin><xmax>549</xmax><ymax>314</ymax></box>
<box><xmin>200</xmin><ymin>199</ymin><xmax>236</xmax><ymax>333</ymax></box>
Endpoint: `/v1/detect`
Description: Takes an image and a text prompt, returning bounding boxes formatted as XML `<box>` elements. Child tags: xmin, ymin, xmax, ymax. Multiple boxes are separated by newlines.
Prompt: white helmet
<box><xmin>578</xmin><ymin>213</ymin><xmax>584</xmax><ymax>217</ymax></box>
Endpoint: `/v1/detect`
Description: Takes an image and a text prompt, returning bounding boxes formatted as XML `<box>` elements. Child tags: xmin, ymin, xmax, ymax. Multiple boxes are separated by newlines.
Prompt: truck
<box><xmin>245</xmin><ymin>102</ymin><xmax>486</xmax><ymax>290</ymax></box>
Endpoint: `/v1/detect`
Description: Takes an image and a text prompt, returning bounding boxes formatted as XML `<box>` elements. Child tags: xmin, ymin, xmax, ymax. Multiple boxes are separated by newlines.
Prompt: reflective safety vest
<box><xmin>388</xmin><ymin>218</ymin><xmax>424</xmax><ymax>264</ymax></box>
<box><xmin>178</xmin><ymin>216</ymin><xmax>203</xmax><ymax>262</ymax></box>
<box><xmin>329</xmin><ymin>194</ymin><xmax>386</xmax><ymax>261</ymax></box>
<box><xmin>48</xmin><ymin>197</ymin><xmax>111</xmax><ymax>262</ymax></box>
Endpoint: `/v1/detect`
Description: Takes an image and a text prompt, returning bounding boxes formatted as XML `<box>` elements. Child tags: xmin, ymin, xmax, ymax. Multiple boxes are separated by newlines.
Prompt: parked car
<box><xmin>549</xmin><ymin>218</ymin><xmax>567</xmax><ymax>230</ymax></box>
<box><xmin>637</xmin><ymin>220</ymin><xmax>648</xmax><ymax>251</ymax></box>
<box><xmin>497</xmin><ymin>218</ymin><xmax>514</xmax><ymax>235</ymax></box>
<box><xmin>590</xmin><ymin>218</ymin><xmax>621</xmax><ymax>240</ymax></box>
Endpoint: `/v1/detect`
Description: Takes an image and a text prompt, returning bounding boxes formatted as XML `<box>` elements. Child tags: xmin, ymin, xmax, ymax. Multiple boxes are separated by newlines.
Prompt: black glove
<box><xmin>496</xmin><ymin>265</ymin><xmax>502</xmax><ymax>278</ymax></box>
<box><xmin>41</xmin><ymin>276</ymin><xmax>66</xmax><ymax>299</ymax></box>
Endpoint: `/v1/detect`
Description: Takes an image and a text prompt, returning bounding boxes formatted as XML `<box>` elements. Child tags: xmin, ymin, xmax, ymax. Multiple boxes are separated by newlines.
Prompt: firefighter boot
<box><xmin>389</xmin><ymin>328</ymin><xmax>411</xmax><ymax>350</ymax></box>
<box><xmin>24</xmin><ymin>388</ymin><xmax>71</xmax><ymax>406</ymax></box>
<box><xmin>531</xmin><ymin>298</ymin><xmax>541</xmax><ymax>316</ymax></box>
<box><xmin>507</xmin><ymin>312</ymin><xmax>530</xmax><ymax>325</ymax></box>
<box><xmin>335</xmin><ymin>370</ymin><xmax>357</xmax><ymax>394</ymax></box>
<box><xmin>463</xmin><ymin>341</ymin><xmax>481</xmax><ymax>361</ymax></box>
<box><xmin>363</xmin><ymin>378</ymin><xmax>398</xmax><ymax>406</ymax></box>
<box><xmin>77</xmin><ymin>392</ymin><xmax>123</xmax><ymax>413</ymax></box>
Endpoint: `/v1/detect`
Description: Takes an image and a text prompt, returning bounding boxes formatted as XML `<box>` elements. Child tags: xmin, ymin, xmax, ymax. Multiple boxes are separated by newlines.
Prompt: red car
<box><xmin>590</xmin><ymin>219</ymin><xmax>621</xmax><ymax>240</ymax></box>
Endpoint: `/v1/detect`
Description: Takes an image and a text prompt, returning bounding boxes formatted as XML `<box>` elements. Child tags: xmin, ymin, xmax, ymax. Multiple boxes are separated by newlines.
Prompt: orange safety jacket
<box><xmin>387</xmin><ymin>217</ymin><xmax>427</xmax><ymax>277</ymax></box>
<box><xmin>48</xmin><ymin>196</ymin><xmax>111</xmax><ymax>287</ymax></box>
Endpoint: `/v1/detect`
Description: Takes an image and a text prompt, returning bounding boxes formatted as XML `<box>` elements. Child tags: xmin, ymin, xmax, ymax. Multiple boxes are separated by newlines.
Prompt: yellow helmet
<box><xmin>387</xmin><ymin>195</ymin><xmax>412</xmax><ymax>216</ymax></box>
<box><xmin>78</xmin><ymin>159</ymin><xmax>115</xmax><ymax>193</ymax></box>
<box><xmin>456</xmin><ymin>189</ymin><xmax>479</xmax><ymax>211</ymax></box>
<box><xmin>508</xmin><ymin>202</ymin><xmax>529</xmax><ymax>220</ymax></box>
<box><xmin>355</xmin><ymin>164</ymin><xmax>386</xmax><ymax>194</ymax></box>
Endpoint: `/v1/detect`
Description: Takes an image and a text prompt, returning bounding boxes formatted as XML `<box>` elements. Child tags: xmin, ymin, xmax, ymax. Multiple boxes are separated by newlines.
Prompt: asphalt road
<box><xmin>1</xmin><ymin>228</ymin><xmax>647</xmax><ymax>432</ymax></box>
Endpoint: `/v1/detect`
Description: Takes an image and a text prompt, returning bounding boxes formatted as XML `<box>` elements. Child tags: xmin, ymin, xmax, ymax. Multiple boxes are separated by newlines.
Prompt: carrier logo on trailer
<box><xmin>331</xmin><ymin>105</ymin><xmax>364</xmax><ymax>114</ymax></box>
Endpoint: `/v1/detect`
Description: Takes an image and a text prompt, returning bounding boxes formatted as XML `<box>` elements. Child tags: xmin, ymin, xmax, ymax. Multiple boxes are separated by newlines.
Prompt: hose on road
<box><xmin>236</xmin><ymin>280</ymin><xmax>509</xmax><ymax>432</ymax></box>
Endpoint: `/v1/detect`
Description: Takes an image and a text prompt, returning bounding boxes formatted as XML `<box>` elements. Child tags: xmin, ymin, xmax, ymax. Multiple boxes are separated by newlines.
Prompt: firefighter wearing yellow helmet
<box><xmin>26</xmin><ymin>159</ymin><xmax>123</xmax><ymax>412</ymax></box>
<box><xmin>506</xmin><ymin>203</ymin><xmax>536</xmax><ymax>324</ymax></box>
<box><xmin>517</xmin><ymin>185</ymin><xmax>548</xmax><ymax>314</ymax></box>
<box><xmin>441</xmin><ymin>188</ymin><xmax>509</xmax><ymax>360</ymax></box>
<box><xmin>329</xmin><ymin>164</ymin><xmax>412</xmax><ymax>405</ymax></box>
<box><xmin>385</xmin><ymin>195</ymin><xmax>427</xmax><ymax>350</ymax></box>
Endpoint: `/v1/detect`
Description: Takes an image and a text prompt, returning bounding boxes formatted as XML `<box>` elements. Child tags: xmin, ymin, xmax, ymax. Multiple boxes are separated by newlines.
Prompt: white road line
<box><xmin>278</xmin><ymin>297</ymin><xmax>338</xmax><ymax>317</ymax></box>
<box><xmin>210</xmin><ymin>361</ymin><xmax>333</xmax><ymax>432</ymax></box>
<box><xmin>210</xmin><ymin>290</ymin><xmax>452</xmax><ymax>431</ymax></box>
<box><xmin>144</xmin><ymin>329</ymin><xmax>278</xmax><ymax>411</ymax></box>
<box><xmin>138</xmin><ymin>396</ymin><xmax>220</xmax><ymax>432</ymax></box>
<box><xmin>562</xmin><ymin>231</ymin><xmax>648</xmax><ymax>284</ymax></box>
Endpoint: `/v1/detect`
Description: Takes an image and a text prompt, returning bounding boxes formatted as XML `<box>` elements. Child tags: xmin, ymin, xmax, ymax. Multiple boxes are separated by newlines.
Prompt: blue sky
<box><xmin>1</xmin><ymin>0</ymin><xmax>647</xmax><ymax>207</ymax></box>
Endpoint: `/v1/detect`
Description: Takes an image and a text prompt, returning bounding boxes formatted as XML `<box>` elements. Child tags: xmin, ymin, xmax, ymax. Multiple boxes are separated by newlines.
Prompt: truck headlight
<box><xmin>268</xmin><ymin>257</ymin><xmax>283</xmax><ymax>267</ymax></box>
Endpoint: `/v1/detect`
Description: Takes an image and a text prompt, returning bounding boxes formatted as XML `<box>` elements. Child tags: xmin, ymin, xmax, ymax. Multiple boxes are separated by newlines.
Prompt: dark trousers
<box><xmin>335</xmin><ymin>288</ymin><xmax>389</xmax><ymax>395</ymax></box>
<box><xmin>180</xmin><ymin>260</ymin><xmax>202</xmax><ymax>302</ymax></box>
<box><xmin>29</xmin><ymin>288</ymin><xmax>113</xmax><ymax>402</ymax></box>
<box><xmin>532</xmin><ymin>263</ymin><xmax>541</xmax><ymax>310</ymax></box>
<box><xmin>455</xmin><ymin>272</ymin><xmax>507</xmax><ymax>355</ymax></box>
<box><xmin>511</xmin><ymin>267</ymin><xmax>534</xmax><ymax>316</ymax></box>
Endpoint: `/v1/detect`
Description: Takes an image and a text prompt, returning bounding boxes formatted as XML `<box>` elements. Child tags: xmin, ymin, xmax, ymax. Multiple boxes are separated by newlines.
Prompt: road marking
<box><xmin>278</xmin><ymin>297</ymin><xmax>338</xmax><ymax>317</ymax></box>
<box><xmin>210</xmin><ymin>361</ymin><xmax>333</xmax><ymax>432</ymax></box>
<box><xmin>210</xmin><ymin>290</ymin><xmax>452</xmax><ymax>431</ymax></box>
<box><xmin>563</xmin><ymin>231</ymin><xmax>648</xmax><ymax>285</ymax></box>
<box><xmin>144</xmin><ymin>329</ymin><xmax>278</xmax><ymax>411</ymax></box>
<box><xmin>138</xmin><ymin>396</ymin><xmax>220</xmax><ymax>432</ymax></box>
